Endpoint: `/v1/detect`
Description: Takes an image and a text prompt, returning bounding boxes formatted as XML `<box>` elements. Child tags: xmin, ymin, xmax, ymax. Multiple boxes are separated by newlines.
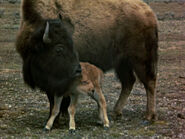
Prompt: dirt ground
<box><xmin>0</xmin><ymin>1</ymin><xmax>185</xmax><ymax>138</ymax></box>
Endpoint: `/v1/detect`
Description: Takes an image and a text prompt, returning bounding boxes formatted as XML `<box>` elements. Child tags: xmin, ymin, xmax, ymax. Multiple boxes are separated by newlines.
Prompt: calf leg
<box><xmin>90</xmin><ymin>89</ymin><xmax>109</xmax><ymax>128</ymax></box>
<box><xmin>68</xmin><ymin>94</ymin><xmax>78</xmax><ymax>132</ymax></box>
<box><xmin>44</xmin><ymin>95</ymin><xmax>63</xmax><ymax>131</ymax></box>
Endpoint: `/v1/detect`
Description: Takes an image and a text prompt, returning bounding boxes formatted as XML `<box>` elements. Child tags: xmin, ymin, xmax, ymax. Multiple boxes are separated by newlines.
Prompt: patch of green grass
<box><xmin>128</xmin><ymin>128</ymin><xmax>155</xmax><ymax>136</ymax></box>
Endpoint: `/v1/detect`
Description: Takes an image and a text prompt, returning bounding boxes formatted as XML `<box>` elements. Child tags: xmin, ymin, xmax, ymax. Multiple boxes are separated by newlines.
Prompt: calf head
<box><xmin>23</xmin><ymin>16</ymin><xmax>81</xmax><ymax>95</ymax></box>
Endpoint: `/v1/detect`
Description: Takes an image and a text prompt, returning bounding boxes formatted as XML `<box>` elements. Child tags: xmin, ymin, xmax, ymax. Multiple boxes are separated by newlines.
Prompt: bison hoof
<box><xmin>69</xmin><ymin>129</ymin><xmax>76</xmax><ymax>134</ymax></box>
<box><xmin>43</xmin><ymin>127</ymin><xmax>50</xmax><ymax>132</ymax></box>
<box><xmin>146</xmin><ymin>113</ymin><xmax>158</xmax><ymax>121</ymax></box>
<box><xmin>141</xmin><ymin>120</ymin><xmax>151</xmax><ymax>126</ymax></box>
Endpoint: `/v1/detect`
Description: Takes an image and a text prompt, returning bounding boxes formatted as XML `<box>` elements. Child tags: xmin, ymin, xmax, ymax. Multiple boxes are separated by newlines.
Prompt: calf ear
<box><xmin>59</xmin><ymin>14</ymin><xmax>74</xmax><ymax>36</ymax></box>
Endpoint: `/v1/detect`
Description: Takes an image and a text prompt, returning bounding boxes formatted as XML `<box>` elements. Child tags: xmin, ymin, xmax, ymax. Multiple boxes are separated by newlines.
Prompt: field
<box><xmin>0</xmin><ymin>1</ymin><xmax>185</xmax><ymax>138</ymax></box>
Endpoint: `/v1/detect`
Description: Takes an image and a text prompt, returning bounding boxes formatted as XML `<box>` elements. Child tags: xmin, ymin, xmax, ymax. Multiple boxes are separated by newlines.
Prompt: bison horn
<box><xmin>43</xmin><ymin>22</ymin><xmax>51</xmax><ymax>43</ymax></box>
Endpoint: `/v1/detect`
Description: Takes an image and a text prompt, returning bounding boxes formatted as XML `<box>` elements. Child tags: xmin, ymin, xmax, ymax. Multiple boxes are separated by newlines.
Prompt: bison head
<box><xmin>23</xmin><ymin>16</ymin><xmax>81</xmax><ymax>95</ymax></box>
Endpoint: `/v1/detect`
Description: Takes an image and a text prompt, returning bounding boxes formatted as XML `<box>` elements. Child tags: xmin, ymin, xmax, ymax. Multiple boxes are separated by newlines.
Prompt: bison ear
<box><xmin>58</xmin><ymin>14</ymin><xmax>74</xmax><ymax>36</ymax></box>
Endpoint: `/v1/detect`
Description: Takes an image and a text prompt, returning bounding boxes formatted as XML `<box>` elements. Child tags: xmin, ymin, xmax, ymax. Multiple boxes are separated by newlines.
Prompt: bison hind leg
<box><xmin>133</xmin><ymin>60</ymin><xmax>157</xmax><ymax>121</ymax></box>
<box><xmin>114</xmin><ymin>58</ymin><xmax>136</xmax><ymax>117</ymax></box>
<box><xmin>133</xmin><ymin>28</ymin><xmax>158</xmax><ymax>121</ymax></box>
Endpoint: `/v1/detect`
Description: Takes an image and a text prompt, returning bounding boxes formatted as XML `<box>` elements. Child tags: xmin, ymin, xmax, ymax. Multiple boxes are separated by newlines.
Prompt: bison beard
<box><xmin>16</xmin><ymin>0</ymin><xmax>159</xmax><ymax>131</ymax></box>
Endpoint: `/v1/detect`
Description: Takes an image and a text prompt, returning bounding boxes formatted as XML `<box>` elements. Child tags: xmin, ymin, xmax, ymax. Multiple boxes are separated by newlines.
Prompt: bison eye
<box><xmin>55</xmin><ymin>47</ymin><xmax>64</xmax><ymax>56</ymax></box>
<box><xmin>56</xmin><ymin>47</ymin><xmax>63</xmax><ymax>52</ymax></box>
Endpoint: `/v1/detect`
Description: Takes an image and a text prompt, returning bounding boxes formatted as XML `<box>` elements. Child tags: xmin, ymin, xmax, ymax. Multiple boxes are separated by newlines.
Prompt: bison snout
<box><xmin>76</xmin><ymin>64</ymin><xmax>82</xmax><ymax>73</ymax></box>
<box><xmin>72</xmin><ymin>64</ymin><xmax>82</xmax><ymax>78</ymax></box>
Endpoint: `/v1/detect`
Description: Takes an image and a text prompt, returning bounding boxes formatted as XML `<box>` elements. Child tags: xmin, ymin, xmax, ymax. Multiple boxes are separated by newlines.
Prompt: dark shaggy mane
<box><xmin>23</xmin><ymin>55</ymin><xmax>35</xmax><ymax>89</ymax></box>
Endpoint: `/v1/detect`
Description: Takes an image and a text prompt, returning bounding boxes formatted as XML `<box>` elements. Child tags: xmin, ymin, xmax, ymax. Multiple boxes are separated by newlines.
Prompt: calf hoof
<box><xmin>96</xmin><ymin>120</ymin><xmax>103</xmax><ymax>126</ymax></box>
<box><xmin>111</xmin><ymin>111</ymin><xmax>122</xmax><ymax>120</ymax></box>
<box><xmin>69</xmin><ymin>129</ymin><xmax>76</xmax><ymax>134</ymax></box>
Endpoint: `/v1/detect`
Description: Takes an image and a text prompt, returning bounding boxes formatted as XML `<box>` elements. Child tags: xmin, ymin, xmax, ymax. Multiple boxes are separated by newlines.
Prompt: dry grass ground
<box><xmin>0</xmin><ymin>1</ymin><xmax>184</xmax><ymax>138</ymax></box>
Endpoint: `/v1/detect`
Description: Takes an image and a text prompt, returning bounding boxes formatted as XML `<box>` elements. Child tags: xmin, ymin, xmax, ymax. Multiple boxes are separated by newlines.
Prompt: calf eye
<box><xmin>82</xmin><ymin>81</ymin><xmax>89</xmax><ymax>85</ymax></box>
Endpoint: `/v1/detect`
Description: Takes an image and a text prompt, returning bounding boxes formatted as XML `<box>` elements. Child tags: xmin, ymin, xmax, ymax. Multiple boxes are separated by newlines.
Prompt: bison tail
<box><xmin>21</xmin><ymin>0</ymin><xmax>42</xmax><ymax>23</ymax></box>
<box><xmin>145</xmin><ymin>26</ymin><xmax>159</xmax><ymax>80</ymax></box>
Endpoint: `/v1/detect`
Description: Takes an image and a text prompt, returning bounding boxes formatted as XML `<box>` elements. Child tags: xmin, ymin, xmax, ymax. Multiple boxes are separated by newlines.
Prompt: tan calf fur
<box><xmin>67</xmin><ymin>62</ymin><xmax>109</xmax><ymax>131</ymax></box>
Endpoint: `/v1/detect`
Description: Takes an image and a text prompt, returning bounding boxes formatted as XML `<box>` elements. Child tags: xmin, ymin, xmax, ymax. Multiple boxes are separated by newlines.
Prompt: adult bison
<box><xmin>16</xmin><ymin>0</ymin><xmax>82</xmax><ymax>131</ymax></box>
<box><xmin>16</xmin><ymin>0</ymin><xmax>158</xmax><ymax>130</ymax></box>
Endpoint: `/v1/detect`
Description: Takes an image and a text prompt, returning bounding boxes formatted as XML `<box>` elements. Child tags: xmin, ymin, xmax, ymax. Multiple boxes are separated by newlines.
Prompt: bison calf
<box><xmin>45</xmin><ymin>62</ymin><xmax>109</xmax><ymax>132</ymax></box>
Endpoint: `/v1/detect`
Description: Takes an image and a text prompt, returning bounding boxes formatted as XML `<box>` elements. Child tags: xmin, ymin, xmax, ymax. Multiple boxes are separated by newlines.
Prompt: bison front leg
<box><xmin>46</xmin><ymin>93</ymin><xmax>54</xmax><ymax>120</ymax></box>
<box><xmin>114</xmin><ymin>60</ymin><xmax>136</xmax><ymax>117</ymax></box>
<box><xmin>46</xmin><ymin>94</ymin><xmax>60</xmax><ymax>127</ymax></box>
<box><xmin>68</xmin><ymin>94</ymin><xmax>78</xmax><ymax>133</ymax></box>
<box><xmin>44</xmin><ymin>95</ymin><xmax>63</xmax><ymax>131</ymax></box>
